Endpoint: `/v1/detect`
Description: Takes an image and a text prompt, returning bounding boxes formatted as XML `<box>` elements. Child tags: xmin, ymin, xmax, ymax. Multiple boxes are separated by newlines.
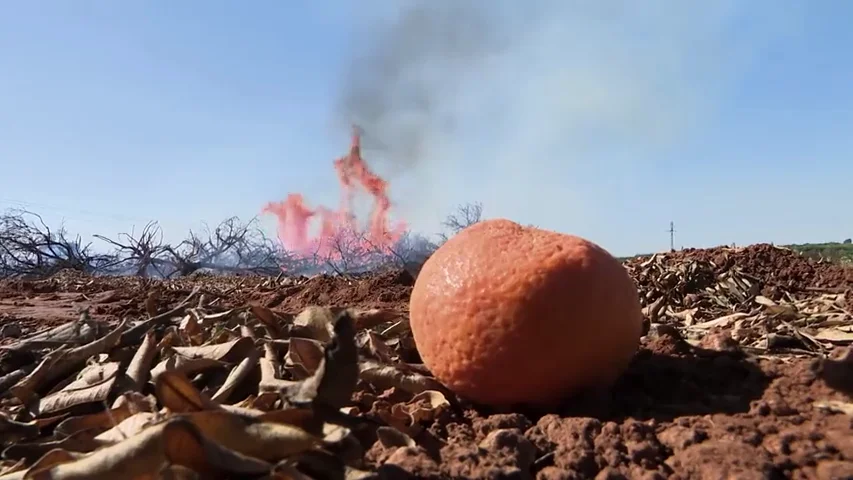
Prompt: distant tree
<box><xmin>844</xmin><ymin>238</ymin><xmax>851</xmax><ymax>244</ymax></box>
<box><xmin>437</xmin><ymin>202</ymin><xmax>483</xmax><ymax>242</ymax></box>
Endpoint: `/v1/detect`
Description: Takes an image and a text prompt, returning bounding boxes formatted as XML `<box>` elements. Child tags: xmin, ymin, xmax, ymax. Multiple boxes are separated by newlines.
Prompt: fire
<box><xmin>262</xmin><ymin>127</ymin><xmax>407</xmax><ymax>262</ymax></box>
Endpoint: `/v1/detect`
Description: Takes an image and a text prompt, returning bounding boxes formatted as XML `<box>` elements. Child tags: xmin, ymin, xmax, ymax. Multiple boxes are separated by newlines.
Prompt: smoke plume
<box><xmin>338</xmin><ymin>2</ymin><xmax>520</xmax><ymax>168</ymax></box>
<box><xmin>337</xmin><ymin>0</ymin><xmax>802</xmax><ymax>233</ymax></box>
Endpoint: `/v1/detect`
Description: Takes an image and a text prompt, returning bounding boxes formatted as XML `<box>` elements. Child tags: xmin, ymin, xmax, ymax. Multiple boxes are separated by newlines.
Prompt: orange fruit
<box><xmin>409</xmin><ymin>219</ymin><xmax>643</xmax><ymax>407</ymax></box>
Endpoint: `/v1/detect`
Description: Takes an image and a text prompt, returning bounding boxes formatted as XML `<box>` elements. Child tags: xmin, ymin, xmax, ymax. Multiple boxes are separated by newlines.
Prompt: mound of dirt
<box><xmin>630</xmin><ymin>243</ymin><xmax>853</xmax><ymax>297</ymax></box>
<box><xmin>275</xmin><ymin>268</ymin><xmax>414</xmax><ymax>311</ymax></box>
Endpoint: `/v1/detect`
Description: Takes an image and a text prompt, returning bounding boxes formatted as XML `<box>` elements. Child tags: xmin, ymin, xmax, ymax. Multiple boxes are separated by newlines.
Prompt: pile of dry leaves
<box><xmin>0</xmin><ymin>289</ymin><xmax>450</xmax><ymax>479</ymax></box>
<box><xmin>625</xmin><ymin>244</ymin><xmax>853</xmax><ymax>355</ymax></box>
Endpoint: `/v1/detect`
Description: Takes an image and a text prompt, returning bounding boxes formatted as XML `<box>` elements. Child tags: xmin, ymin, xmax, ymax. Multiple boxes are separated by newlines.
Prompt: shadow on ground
<box><xmin>818</xmin><ymin>347</ymin><xmax>853</xmax><ymax>395</ymax></box>
<box><xmin>501</xmin><ymin>334</ymin><xmax>773</xmax><ymax>422</ymax></box>
<box><xmin>600</xmin><ymin>346</ymin><xmax>771</xmax><ymax>420</ymax></box>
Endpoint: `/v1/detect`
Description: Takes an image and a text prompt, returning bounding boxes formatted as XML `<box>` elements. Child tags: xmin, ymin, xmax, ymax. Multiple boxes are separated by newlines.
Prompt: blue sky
<box><xmin>0</xmin><ymin>1</ymin><xmax>851</xmax><ymax>257</ymax></box>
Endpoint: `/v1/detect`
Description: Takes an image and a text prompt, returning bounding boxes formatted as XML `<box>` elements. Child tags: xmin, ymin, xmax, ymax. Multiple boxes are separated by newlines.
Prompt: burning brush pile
<box><xmin>261</xmin><ymin>127</ymin><xmax>410</xmax><ymax>275</ymax></box>
<box><xmin>0</xmin><ymin>243</ymin><xmax>849</xmax><ymax>479</ymax></box>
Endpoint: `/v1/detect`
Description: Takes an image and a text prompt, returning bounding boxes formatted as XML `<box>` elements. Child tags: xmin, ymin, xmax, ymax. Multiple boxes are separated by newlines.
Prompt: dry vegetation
<box><xmin>0</xmin><ymin>206</ymin><xmax>477</xmax><ymax>281</ymax></box>
<box><xmin>0</xmin><ymin>206</ymin><xmax>851</xmax><ymax>479</ymax></box>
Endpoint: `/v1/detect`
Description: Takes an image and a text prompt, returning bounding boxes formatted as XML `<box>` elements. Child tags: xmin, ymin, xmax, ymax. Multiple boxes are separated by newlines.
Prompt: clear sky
<box><xmin>1</xmin><ymin>1</ymin><xmax>851</xmax><ymax>258</ymax></box>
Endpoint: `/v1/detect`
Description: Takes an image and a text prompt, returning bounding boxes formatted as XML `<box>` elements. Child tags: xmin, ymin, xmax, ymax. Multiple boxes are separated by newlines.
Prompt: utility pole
<box><xmin>667</xmin><ymin>222</ymin><xmax>676</xmax><ymax>251</ymax></box>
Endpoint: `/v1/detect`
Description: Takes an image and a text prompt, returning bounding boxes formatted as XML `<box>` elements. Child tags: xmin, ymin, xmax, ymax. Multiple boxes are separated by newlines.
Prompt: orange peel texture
<box><xmin>409</xmin><ymin>219</ymin><xmax>643</xmax><ymax>408</ymax></box>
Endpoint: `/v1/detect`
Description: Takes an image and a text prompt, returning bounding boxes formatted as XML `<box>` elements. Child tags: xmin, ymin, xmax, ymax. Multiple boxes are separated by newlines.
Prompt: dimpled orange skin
<box><xmin>409</xmin><ymin>219</ymin><xmax>643</xmax><ymax>408</ymax></box>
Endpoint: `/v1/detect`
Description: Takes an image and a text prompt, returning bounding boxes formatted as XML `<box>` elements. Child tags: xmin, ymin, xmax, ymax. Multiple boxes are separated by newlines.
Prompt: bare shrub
<box><xmin>94</xmin><ymin>221</ymin><xmax>170</xmax><ymax>277</ymax></box>
<box><xmin>95</xmin><ymin>217</ymin><xmax>288</xmax><ymax>278</ymax></box>
<box><xmin>0</xmin><ymin>209</ymin><xmax>118</xmax><ymax>278</ymax></box>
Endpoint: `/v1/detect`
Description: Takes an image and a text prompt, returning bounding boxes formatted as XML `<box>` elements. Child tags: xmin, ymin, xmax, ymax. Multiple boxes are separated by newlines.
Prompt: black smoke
<box><xmin>336</xmin><ymin>2</ymin><xmax>524</xmax><ymax>169</ymax></box>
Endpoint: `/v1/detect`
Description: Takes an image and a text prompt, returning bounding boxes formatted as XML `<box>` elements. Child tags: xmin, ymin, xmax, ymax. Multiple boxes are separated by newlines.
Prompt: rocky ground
<box><xmin>0</xmin><ymin>243</ymin><xmax>851</xmax><ymax>479</ymax></box>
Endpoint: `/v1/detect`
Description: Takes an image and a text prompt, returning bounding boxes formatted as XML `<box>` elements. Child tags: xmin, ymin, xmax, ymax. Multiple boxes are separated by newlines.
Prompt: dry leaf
<box><xmin>239</xmin><ymin>325</ymin><xmax>257</xmax><ymax>340</ymax></box>
<box><xmin>257</xmin><ymin>409</ymin><xmax>320</xmax><ymax>434</ymax></box>
<box><xmin>54</xmin><ymin>400</ymin><xmax>144</xmax><ymax>438</ymax></box>
<box><xmin>349</xmin><ymin>309</ymin><xmax>401</xmax><ymax>330</ymax></box>
<box><xmin>48</xmin><ymin>319</ymin><xmax>128</xmax><ymax>382</ymax></box>
<box><xmin>0</xmin><ymin>368</ymin><xmax>35</xmax><ymax>400</ymax></box>
<box><xmin>11</xmin><ymin>348</ymin><xmax>71</xmax><ymax>405</ymax></box>
<box><xmin>182</xmin><ymin>410</ymin><xmax>320</xmax><ymax>462</ymax></box>
<box><xmin>25</xmin><ymin>421</ymin><xmax>169</xmax><ymax>479</ymax></box>
<box><xmin>408</xmin><ymin>391</ymin><xmax>450</xmax><ymax>423</ymax></box>
<box><xmin>210</xmin><ymin>347</ymin><xmax>260</xmax><ymax>404</ymax></box>
<box><xmin>284</xmin><ymin>338</ymin><xmax>325</xmax><ymax>379</ymax></box>
<box><xmin>2</xmin><ymin>433</ymin><xmax>102</xmax><ymax>465</ymax></box>
<box><xmin>199</xmin><ymin>309</ymin><xmax>241</xmax><ymax>327</ymax></box>
<box><xmin>125</xmin><ymin>331</ymin><xmax>157</xmax><ymax>391</ymax></box>
<box><xmin>259</xmin><ymin>358</ymin><xmax>300</xmax><ymax>395</ymax></box>
<box><xmin>344</xmin><ymin>466</ymin><xmax>378</xmax><ymax>480</ymax></box>
<box><xmin>688</xmin><ymin>313</ymin><xmax>750</xmax><ymax>331</ymax></box>
<box><xmin>285</xmin><ymin>311</ymin><xmax>359</xmax><ymax>409</ymax></box>
<box><xmin>170</xmin><ymin>337</ymin><xmax>254</xmax><ymax>363</ymax></box>
<box><xmin>149</xmin><ymin>357</ymin><xmax>225</xmax><ymax>382</ymax></box>
<box><xmin>263</xmin><ymin>341</ymin><xmax>282</xmax><ymax>369</ymax></box>
<box><xmin>22</xmin><ymin>449</ymin><xmax>82</xmax><ymax>477</ymax></box>
<box><xmin>160</xmin><ymin>417</ymin><xmax>272</xmax><ymax>477</ymax></box>
<box><xmin>813</xmin><ymin>327</ymin><xmax>853</xmax><ymax>344</ymax></box>
<box><xmin>0</xmin><ymin>414</ymin><xmax>39</xmax><ymax>444</ymax></box>
<box><xmin>249</xmin><ymin>305</ymin><xmax>283</xmax><ymax>338</ymax></box>
<box><xmin>364</xmin><ymin>332</ymin><xmax>398</xmax><ymax>363</ymax></box>
<box><xmin>154</xmin><ymin>371</ymin><xmax>219</xmax><ymax>413</ymax></box>
<box><xmin>93</xmin><ymin>412</ymin><xmax>159</xmax><ymax>444</ymax></box>
<box><xmin>376</xmin><ymin>426</ymin><xmax>416</xmax><ymax>449</ymax></box>
<box><xmin>0</xmin><ymin>319</ymin><xmax>101</xmax><ymax>353</ymax></box>
<box><xmin>177</xmin><ymin>315</ymin><xmax>202</xmax><ymax>343</ymax></box>
<box><xmin>754</xmin><ymin>295</ymin><xmax>777</xmax><ymax>307</ymax></box>
<box><xmin>358</xmin><ymin>361</ymin><xmax>446</xmax><ymax>396</ymax></box>
<box><xmin>37</xmin><ymin>363</ymin><xmax>121</xmax><ymax>417</ymax></box>
<box><xmin>292</xmin><ymin>307</ymin><xmax>338</xmax><ymax>342</ymax></box>
<box><xmin>0</xmin><ymin>458</ymin><xmax>27</xmax><ymax>477</ymax></box>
